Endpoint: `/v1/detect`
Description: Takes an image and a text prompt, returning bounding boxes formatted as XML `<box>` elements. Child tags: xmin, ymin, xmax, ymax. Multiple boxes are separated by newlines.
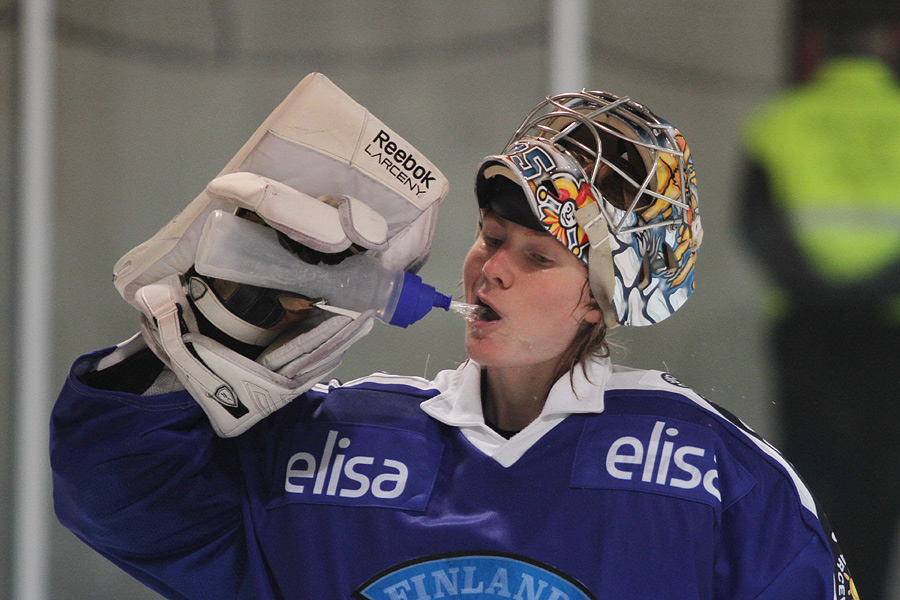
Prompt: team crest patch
<box><xmin>354</xmin><ymin>552</ymin><xmax>595</xmax><ymax>600</ymax></box>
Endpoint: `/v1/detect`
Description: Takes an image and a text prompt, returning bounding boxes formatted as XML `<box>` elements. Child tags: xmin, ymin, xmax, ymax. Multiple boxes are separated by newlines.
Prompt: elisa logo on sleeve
<box><xmin>354</xmin><ymin>553</ymin><xmax>596</xmax><ymax>600</ymax></box>
<box><xmin>274</xmin><ymin>424</ymin><xmax>443</xmax><ymax>512</ymax></box>
<box><xmin>572</xmin><ymin>416</ymin><xmax>754</xmax><ymax>510</ymax></box>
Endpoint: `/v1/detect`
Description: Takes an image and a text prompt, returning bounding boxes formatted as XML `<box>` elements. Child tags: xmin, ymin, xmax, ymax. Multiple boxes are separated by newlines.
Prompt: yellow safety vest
<box><xmin>743</xmin><ymin>57</ymin><xmax>900</xmax><ymax>320</ymax></box>
<box><xmin>744</xmin><ymin>57</ymin><xmax>900</xmax><ymax>281</ymax></box>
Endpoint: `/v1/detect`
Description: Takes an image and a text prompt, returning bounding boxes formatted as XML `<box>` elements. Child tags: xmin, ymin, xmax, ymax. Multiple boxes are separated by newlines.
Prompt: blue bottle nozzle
<box><xmin>388</xmin><ymin>271</ymin><xmax>453</xmax><ymax>328</ymax></box>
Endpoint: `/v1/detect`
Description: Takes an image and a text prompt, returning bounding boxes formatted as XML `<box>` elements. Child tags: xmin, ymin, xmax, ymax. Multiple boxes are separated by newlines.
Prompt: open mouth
<box><xmin>475</xmin><ymin>300</ymin><xmax>501</xmax><ymax>322</ymax></box>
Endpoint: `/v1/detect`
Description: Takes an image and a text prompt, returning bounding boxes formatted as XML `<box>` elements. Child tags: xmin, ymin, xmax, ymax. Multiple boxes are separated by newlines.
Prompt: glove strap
<box><xmin>136</xmin><ymin>275</ymin><xmax>306</xmax><ymax>437</ymax></box>
<box><xmin>138</xmin><ymin>276</ymin><xmax>248</xmax><ymax>410</ymax></box>
<box><xmin>186</xmin><ymin>275</ymin><xmax>282</xmax><ymax>346</ymax></box>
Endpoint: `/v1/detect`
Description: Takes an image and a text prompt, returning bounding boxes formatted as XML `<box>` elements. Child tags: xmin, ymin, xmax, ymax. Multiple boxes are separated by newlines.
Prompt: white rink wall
<box><xmin>0</xmin><ymin>1</ymin><xmax>812</xmax><ymax>598</ymax></box>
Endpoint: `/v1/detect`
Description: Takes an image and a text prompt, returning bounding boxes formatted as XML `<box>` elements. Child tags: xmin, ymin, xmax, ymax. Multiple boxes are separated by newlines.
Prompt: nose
<box><xmin>481</xmin><ymin>246</ymin><xmax>514</xmax><ymax>289</ymax></box>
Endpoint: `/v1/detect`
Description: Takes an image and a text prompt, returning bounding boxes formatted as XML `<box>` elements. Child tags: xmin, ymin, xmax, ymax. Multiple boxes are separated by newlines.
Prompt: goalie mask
<box><xmin>475</xmin><ymin>90</ymin><xmax>703</xmax><ymax>327</ymax></box>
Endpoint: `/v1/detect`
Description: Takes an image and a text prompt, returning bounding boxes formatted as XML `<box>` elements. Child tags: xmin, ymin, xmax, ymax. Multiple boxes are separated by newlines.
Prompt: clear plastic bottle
<box><xmin>195</xmin><ymin>210</ymin><xmax>452</xmax><ymax>327</ymax></box>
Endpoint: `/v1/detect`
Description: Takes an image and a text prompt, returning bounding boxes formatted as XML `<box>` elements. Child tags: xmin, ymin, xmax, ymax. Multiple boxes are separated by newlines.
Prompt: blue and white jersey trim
<box><xmin>311</xmin><ymin>372</ymin><xmax>441</xmax><ymax>396</ymax></box>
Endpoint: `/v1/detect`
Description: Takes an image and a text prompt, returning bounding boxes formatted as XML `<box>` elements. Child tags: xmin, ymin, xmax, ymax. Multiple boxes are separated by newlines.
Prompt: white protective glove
<box><xmin>113</xmin><ymin>73</ymin><xmax>448</xmax><ymax>437</ymax></box>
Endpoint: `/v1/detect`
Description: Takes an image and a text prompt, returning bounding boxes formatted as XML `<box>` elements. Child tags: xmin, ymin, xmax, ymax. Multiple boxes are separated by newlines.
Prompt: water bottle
<box><xmin>194</xmin><ymin>210</ymin><xmax>453</xmax><ymax>327</ymax></box>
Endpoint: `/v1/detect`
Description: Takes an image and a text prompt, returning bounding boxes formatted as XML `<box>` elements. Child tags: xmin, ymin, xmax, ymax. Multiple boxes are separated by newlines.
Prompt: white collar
<box><xmin>421</xmin><ymin>358</ymin><xmax>610</xmax><ymax>467</ymax></box>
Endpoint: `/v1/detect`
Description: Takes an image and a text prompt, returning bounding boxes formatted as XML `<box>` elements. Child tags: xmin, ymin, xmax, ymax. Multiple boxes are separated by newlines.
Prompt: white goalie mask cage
<box><xmin>475</xmin><ymin>90</ymin><xmax>703</xmax><ymax>327</ymax></box>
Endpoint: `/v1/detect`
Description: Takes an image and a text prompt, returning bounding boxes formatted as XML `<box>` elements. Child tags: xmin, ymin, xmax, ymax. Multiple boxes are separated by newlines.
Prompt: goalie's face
<box><xmin>463</xmin><ymin>211</ymin><xmax>602</xmax><ymax>376</ymax></box>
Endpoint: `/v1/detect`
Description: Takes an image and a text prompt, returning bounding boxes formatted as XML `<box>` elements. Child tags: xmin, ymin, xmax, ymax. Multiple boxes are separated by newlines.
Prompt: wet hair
<box><xmin>551</xmin><ymin>281</ymin><xmax>611</xmax><ymax>385</ymax></box>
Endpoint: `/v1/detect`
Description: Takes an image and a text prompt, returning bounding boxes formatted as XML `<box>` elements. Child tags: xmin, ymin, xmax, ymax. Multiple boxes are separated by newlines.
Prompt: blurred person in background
<box><xmin>740</xmin><ymin>4</ymin><xmax>900</xmax><ymax>598</ymax></box>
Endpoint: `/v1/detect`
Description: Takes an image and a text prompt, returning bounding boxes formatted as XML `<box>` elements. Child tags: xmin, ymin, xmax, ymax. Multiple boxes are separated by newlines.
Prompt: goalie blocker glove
<box><xmin>113</xmin><ymin>73</ymin><xmax>448</xmax><ymax>437</ymax></box>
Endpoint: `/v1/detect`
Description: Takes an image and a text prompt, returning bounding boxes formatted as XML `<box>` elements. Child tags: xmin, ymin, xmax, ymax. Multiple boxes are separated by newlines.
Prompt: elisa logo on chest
<box><xmin>572</xmin><ymin>416</ymin><xmax>744</xmax><ymax>508</ymax></box>
<box><xmin>606</xmin><ymin>420</ymin><xmax>721</xmax><ymax>500</ymax></box>
<box><xmin>276</xmin><ymin>424</ymin><xmax>443</xmax><ymax>512</ymax></box>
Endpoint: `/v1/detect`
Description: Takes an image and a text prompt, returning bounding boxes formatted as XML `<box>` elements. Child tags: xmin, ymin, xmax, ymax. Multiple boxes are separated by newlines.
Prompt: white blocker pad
<box><xmin>114</xmin><ymin>72</ymin><xmax>449</xmax><ymax>309</ymax></box>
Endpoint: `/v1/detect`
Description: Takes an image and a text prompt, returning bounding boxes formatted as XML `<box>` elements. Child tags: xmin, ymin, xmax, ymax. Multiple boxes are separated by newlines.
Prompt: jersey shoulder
<box><xmin>603</xmin><ymin>366</ymin><xmax>819</xmax><ymax>517</ymax></box>
<box><xmin>606</xmin><ymin>365</ymin><xmax>767</xmax><ymax>445</ymax></box>
<box><xmin>291</xmin><ymin>371</ymin><xmax>445</xmax><ymax>432</ymax></box>
<box><xmin>602</xmin><ymin>367</ymin><xmax>855</xmax><ymax>599</ymax></box>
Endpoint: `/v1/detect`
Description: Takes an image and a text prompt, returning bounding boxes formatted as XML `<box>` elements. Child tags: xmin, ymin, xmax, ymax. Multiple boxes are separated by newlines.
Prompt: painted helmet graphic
<box><xmin>475</xmin><ymin>90</ymin><xmax>703</xmax><ymax>327</ymax></box>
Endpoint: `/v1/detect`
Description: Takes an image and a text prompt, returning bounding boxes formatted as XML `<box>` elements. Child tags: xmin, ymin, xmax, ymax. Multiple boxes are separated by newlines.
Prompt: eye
<box><xmin>530</xmin><ymin>253</ymin><xmax>553</xmax><ymax>265</ymax></box>
<box><xmin>483</xmin><ymin>234</ymin><xmax>504</xmax><ymax>249</ymax></box>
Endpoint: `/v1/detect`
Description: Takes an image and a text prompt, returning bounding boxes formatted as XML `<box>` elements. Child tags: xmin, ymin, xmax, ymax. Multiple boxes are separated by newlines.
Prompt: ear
<box><xmin>580</xmin><ymin>282</ymin><xmax>604</xmax><ymax>325</ymax></box>
<box><xmin>583</xmin><ymin>304</ymin><xmax>604</xmax><ymax>325</ymax></box>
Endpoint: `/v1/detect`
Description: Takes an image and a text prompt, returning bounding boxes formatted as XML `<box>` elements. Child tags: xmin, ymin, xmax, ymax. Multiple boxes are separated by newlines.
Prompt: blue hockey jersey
<box><xmin>51</xmin><ymin>346</ymin><xmax>858</xmax><ymax>600</ymax></box>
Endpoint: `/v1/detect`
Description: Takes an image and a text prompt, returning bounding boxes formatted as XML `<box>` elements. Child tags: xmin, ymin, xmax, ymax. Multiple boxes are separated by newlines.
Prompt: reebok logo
<box><xmin>285</xmin><ymin>429</ymin><xmax>408</xmax><ymax>499</ymax></box>
<box><xmin>364</xmin><ymin>130</ymin><xmax>436</xmax><ymax>197</ymax></box>
<box><xmin>275</xmin><ymin>424</ymin><xmax>442</xmax><ymax>511</ymax></box>
<box><xmin>605</xmin><ymin>420</ymin><xmax>720</xmax><ymax>501</ymax></box>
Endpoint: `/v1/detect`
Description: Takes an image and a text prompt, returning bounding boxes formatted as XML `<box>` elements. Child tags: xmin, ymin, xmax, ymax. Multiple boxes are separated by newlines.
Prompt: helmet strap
<box><xmin>575</xmin><ymin>202</ymin><xmax>620</xmax><ymax>328</ymax></box>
